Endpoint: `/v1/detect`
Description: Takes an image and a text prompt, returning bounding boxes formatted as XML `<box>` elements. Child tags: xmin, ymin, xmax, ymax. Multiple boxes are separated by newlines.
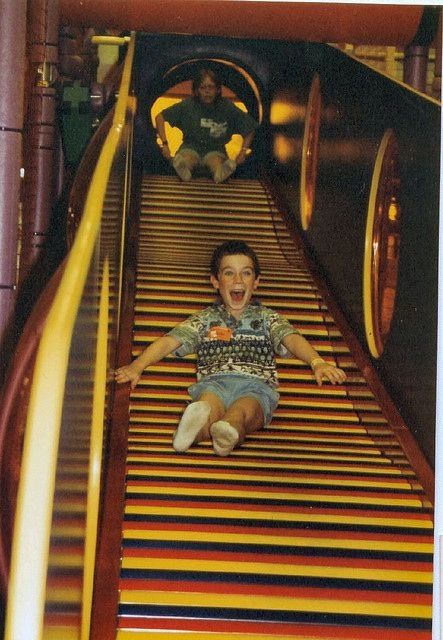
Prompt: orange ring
<box><xmin>363</xmin><ymin>129</ymin><xmax>401</xmax><ymax>358</ymax></box>
<box><xmin>300</xmin><ymin>74</ymin><xmax>321</xmax><ymax>231</ymax></box>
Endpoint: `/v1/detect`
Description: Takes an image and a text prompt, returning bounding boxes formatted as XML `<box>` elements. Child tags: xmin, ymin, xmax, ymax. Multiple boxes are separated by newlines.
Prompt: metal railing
<box><xmin>3</xmin><ymin>32</ymin><xmax>136</xmax><ymax>640</ymax></box>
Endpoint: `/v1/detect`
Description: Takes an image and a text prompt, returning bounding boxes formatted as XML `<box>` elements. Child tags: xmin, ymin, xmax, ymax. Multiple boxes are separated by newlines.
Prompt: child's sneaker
<box><xmin>173</xmin><ymin>401</ymin><xmax>211</xmax><ymax>452</ymax></box>
<box><xmin>213</xmin><ymin>159</ymin><xmax>236</xmax><ymax>183</ymax></box>
<box><xmin>210</xmin><ymin>420</ymin><xmax>239</xmax><ymax>456</ymax></box>
<box><xmin>173</xmin><ymin>156</ymin><xmax>192</xmax><ymax>181</ymax></box>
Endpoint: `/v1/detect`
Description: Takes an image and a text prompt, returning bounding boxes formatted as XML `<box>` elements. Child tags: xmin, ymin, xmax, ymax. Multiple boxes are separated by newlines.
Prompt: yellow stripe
<box><xmin>123</xmin><ymin>528</ymin><xmax>433</xmax><ymax>554</ymax></box>
<box><xmin>130</xmin><ymin>408</ymin><xmax>364</xmax><ymax>424</ymax></box>
<box><xmin>129</xmin><ymin>436</ymin><xmax>386</xmax><ymax>456</ymax></box>
<box><xmin>128</xmin><ymin>428</ymin><xmax>383</xmax><ymax>445</ymax></box>
<box><xmin>131</xmin><ymin>438</ymin><xmax>392</xmax><ymax>464</ymax></box>
<box><xmin>125</xmin><ymin>467</ymin><xmax>419</xmax><ymax>491</ymax></box>
<box><xmin>135</xmin><ymin>295</ymin><xmax>322</xmax><ymax>309</ymax></box>
<box><xmin>135</xmin><ymin>311</ymin><xmax>328</xmax><ymax>322</ymax></box>
<box><xmin>45</xmin><ymin>587</ymin><xmax>82</xmax><ymax>604</ymax></box>
<box><xmin>128</xmin><ymin>445</ymin><xmax>399</xmax><ymax>466</ymax></box>
<box><xmin>141</xmin><ymin>190</ymin><xmax>270</xmax><ymax>202</ymax></box>
<box><xmin>42</xmin><ymin>628</ymin><xmax>79</xmax><ymax>640</ymax></box>
<box><xmin>126</xmin><ymin>455</ymin><xmax>414</xmax><ymax>476</ymax></box>
<box><xmin>119</xmin><ymin>589</ymin><xmax>431</xmax><ymax>618</ymax></box>
<box><xmin>120</xmin><ymin>556</ymin><xmax>433</xmax><ymax>584</ymax></box>
<box><xmin>136</xmin><ymin>266</ymin><xmax>311</xmax><ymax>278</ymax></box>
<box><xmin>141</xmin><ymin>200</ymin><xmax>273</xmax><ymax>211</ymax></box>
<box><xmin>125</xmin><ymin>485</ymin><xmax>428</xmax><ymax>508</ymax></box>
<box><xmin>124</xmin><ymin>505</ymin><xmax>433</xmax><ymax>529</ymax></box>
<box><xmin>131</xmin><ymin>391</ymin><xmax>377</xmax><ymax>412</ymax></box>
<box><xmin>137</xmin><ymin>286</ymin><xmax>320</xmax><ymax>300</ymax></box>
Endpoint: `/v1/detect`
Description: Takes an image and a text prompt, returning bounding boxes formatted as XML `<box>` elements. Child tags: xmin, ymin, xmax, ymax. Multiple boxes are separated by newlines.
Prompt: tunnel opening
<box><xmin>133</xmin><ymin>35</ymin><xmax>268</xmax><ymax>178</ymax></box>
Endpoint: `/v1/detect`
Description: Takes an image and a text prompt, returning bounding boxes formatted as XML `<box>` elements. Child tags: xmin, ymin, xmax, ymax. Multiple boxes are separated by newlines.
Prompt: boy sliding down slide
<box><xmin>156</xmin><ymin>68</ymin><xmax>257</xmax><ymax>183</ymax></box>
<box><xmin>115</xmin><ymin>240</ymin><xmax>346</xmax><ymax>456</ymax></box>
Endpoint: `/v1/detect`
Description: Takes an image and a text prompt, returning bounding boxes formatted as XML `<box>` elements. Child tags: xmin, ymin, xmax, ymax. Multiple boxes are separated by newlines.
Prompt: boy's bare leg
<box><xmin>204</xmin><ymin>153</ymin><xmax>236</xmax><ymax>183</ymax></box>
<box><xmin>173</xmin><ymin>391</ymin><xmax>224</xmax><ymax>452</ymax></box>
<box><xmin>204</xmin><ymin>153</ymin><xmax>224</xmax><ymax>178</ymax></box>
<box><xmin>210</xmin><ymin>396</ymin><xmax>264</xmax><ymax>456</ymax></box>
<box><xmin>173</xmin><ymin>149</ymin><xmax>199</xmax><ymax>181</ymax></box>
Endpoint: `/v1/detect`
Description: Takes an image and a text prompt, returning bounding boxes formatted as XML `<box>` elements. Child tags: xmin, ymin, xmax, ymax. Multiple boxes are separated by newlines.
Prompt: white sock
<box><xmin>213</xmin><ymin>159</ymin><xmax>236</xmax><ymax>183</ymax></box>
<box><xmin>173</xmin><ymin>156</ymin><xmax>192</xmax><ymax>181</ymax></box>
<box><xmin>210</xmin><ymin>420</ymin><xmax>239</xmax><ymax>456</ymax></box>
<box><xmin>173</xmin><ymin>401</ymin><xmax>211</xmax><ymax>452</ymax></box>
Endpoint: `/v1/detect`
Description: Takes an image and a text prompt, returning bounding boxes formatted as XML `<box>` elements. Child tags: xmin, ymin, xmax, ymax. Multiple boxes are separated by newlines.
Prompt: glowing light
<box><xmin>270</xmin><ymin>100</ymin><xmax>305</xmax><ymax>125</ymax></box>
<box><xmin>273</xmin><ymin>134</ymin><xmax>300</xmax><ymax>162</ymax></box>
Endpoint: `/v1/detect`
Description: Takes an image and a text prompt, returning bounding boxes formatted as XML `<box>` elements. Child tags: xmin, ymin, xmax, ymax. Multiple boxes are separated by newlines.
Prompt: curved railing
<box><xmin>2</xmin><ymin>32</ymin><xmax>136</xmax><ymax>640</ymax></box>
<box><xmin>0</xmin><ymin>261</ymin><xmax>66</xmax><ymax>591</ymax></box>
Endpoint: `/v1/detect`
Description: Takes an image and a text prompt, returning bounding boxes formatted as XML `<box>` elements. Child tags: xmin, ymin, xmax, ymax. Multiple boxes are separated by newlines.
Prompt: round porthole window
<box><xmin>363</xmin><ymin>129</ymin><xmax>401</xmax><ymax>358</ymax></box>
<box><xmin>300</xmin><ymin>74</ymin><xmax>321</xmax><ymax>231</ymax></box>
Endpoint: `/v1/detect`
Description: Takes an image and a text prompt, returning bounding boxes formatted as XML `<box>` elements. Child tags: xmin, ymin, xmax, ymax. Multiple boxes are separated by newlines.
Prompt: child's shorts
<box><xmin>188</xmin><ymin>373</ymin><xmax>280</xmax><ymax>426</ymax></box>
<box><xmin>178</xmin><ymin>147</ymin><xmax>227</xmax><ymax>166</ymax></box>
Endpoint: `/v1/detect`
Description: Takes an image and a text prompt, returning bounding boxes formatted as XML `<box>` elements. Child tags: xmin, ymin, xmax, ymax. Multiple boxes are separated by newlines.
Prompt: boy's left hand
<box><xmin>313</xmin><ymin>362</ymin><xmax>347</xmax><ymax>386</ymax></box>
<box><xmin>235</xmin><ymin>149</ymin><xmax>248</xmax><ymax>165</ymax></box>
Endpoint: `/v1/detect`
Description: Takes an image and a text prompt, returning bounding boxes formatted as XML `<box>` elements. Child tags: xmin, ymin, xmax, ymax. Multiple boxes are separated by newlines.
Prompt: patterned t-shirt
<box><xmin>167</xmin><ymin>301</ymin><xmax>298</xmax><ymax>388</ymax></box>
<box><xmin>161</xmin><ymin>97</ymin><xmax>258</xmax><ymax>157</ymax></box>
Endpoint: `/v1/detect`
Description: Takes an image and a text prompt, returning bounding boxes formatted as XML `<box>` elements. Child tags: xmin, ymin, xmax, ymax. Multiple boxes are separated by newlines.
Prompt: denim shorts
<box><xmin>188</xmin><ymin>373</ymin><xmax>280</xmax><ymax>425</ymax></box>
<box><xmin>178</xmin><ymin>147</ymin><xmax>227</xmax><ymax>165</ymax></box>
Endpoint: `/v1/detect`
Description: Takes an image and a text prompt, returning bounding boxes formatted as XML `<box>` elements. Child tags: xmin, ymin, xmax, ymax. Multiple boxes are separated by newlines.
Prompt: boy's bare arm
<box><xmin>155</xmin><ymin>113</ymin><xmax>172</xmax><ymax>160</ymax></box>
<box><xmin>115</xmin><ymin>334</ymin><xmax>182</xmax><ymax>389</ymax></box>
<box><xmin>235</xmin><ymin>130</ymin><xmax>255</xmax><ymax>165</ymax></box>
<box><xmin>281</xmin><ymin>332</ymin><xmax>346</xmax><ymax>386</ymax></box>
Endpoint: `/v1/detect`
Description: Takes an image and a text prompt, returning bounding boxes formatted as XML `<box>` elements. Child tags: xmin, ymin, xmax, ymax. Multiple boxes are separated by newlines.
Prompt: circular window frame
<box><xmin>300</xmin><ymin>73</ymin><xmax>321</xmax><ymax>231</ymax></box>
<box><xmin>363</xmin><ymin>128</ymin><xmax>401</xmax><ymax>359</ymax></box>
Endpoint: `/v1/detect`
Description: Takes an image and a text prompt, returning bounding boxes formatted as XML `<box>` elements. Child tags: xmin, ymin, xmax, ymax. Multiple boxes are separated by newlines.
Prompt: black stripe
<box><xmin>122</xmin><ymin>538</ymin><xmax>432</xmax><ymax>562</ymax></box>
<box><xmin>118</xmin><ymin>603</ymin><xmax>431</xmax><ymax>628</ymax></box>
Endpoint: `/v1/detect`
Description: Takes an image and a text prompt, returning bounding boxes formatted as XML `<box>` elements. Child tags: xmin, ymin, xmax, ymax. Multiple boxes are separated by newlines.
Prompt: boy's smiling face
<box><xmin>210</xmin><ymin>254</ymin><xmax>260</xmax><ymax>319</ymax></box>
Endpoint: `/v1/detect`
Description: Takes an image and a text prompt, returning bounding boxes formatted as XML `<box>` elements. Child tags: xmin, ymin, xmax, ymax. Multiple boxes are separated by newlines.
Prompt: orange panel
<box><xmin>59</xmin><ymin>1</ymin><xmax>424</xmax><ymax>46</ymax></box>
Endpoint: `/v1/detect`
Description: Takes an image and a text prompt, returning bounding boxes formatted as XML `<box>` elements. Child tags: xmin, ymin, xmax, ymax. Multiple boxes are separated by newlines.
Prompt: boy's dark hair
<box><xmin>192</xmin><ymin>68</ymin><xmax>222</xmax><ymax>101</ymax></box>
<box><xmin>210</xmin><ymin>241</ymin><xmax>261</xmax><ymax>277</ymax></box>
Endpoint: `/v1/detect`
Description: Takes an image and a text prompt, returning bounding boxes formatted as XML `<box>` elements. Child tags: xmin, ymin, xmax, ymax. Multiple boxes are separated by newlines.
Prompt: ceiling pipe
<box><xmin>59</xmin><ymin>1</ymin><xmax>427</xmax><ymax>47</ymax></box>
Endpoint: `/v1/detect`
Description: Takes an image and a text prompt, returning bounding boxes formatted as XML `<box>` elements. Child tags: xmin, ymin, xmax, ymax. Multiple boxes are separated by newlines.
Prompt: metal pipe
<box><xmin>59</xmin><ymin>1</ymin><xmax>425</xmax><ymax>46</ymax></box>
<box><xmin>403</xmin><ymin>44</ymin><xmax>429</xmax><ymax>93</ymax></box>
<box><xmin>0</xmin><ymin>0</ymin><xmax>27</xmax><ymax>381</ymax></box>
<box><xmin>19</xmin><ymin>0</ymin><xmax>59</xmax><ymax>286</ymax></box>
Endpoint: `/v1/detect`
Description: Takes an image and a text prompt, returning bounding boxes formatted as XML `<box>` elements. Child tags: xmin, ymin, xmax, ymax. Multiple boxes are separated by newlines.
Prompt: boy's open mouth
<box><xmin>230</xmin><ymin>289</ymin><xmax>245</xmax><ymax>302</ymax></box>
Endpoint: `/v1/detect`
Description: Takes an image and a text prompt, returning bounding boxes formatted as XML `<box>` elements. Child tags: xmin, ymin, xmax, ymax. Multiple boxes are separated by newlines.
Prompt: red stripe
<box><xmin>124</xmin><ymin>498</ymin><xmax>433</xmax><ymax>521</ymax></box>
<box><xmin>122</xmin><ymin>520</ymin><xmax>433</xmax><ymax>543</ymax></box>
<box><xmin>125</xmin><ymin>464</ymin><xmax>419</xmax><ymax>486</ymax></box>
<box><xmin>126</xmin><ymin>480</ymin><xmax>426</xmax><ymax>502</ymax></box>
<box><xmin>117</xmin><ymin>616</ymin><xmax>431</xmax><ymax>639</ymax></box>
<box><xmin>118</xmin><ymin>578</ymin><xmax>432</xmax><ymax>604</ymax></box>
<box><xmin>122</xmin><ymin>546</ymin><xmax>432</xmax><ymax>571</ymax></box>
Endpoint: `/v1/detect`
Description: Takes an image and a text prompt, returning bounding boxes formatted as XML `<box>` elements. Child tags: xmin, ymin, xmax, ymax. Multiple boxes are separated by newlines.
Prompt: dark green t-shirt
<box><xmin>161</xmin><ymin>97</ymin><xmax>258</xmax><ymax>156</ymax></box>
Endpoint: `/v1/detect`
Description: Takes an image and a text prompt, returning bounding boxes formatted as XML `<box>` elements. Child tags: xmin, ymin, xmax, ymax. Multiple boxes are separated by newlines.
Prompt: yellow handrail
<box><xmin>4</xmin><ymin>31</ymin><xmax>136</xmax><ymax>640</ymax></box>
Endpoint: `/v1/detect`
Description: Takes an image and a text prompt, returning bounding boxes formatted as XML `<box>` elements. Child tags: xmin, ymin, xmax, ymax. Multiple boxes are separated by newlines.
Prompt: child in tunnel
<box><xmin>115</xmin><ymin>240</ymin><xmax>346</xmax><ymax>456</ymax></box>
<box><xmin>155</xmin><ymin>68</ymin><xmax>258</xmax><ymax>183</ymax></box>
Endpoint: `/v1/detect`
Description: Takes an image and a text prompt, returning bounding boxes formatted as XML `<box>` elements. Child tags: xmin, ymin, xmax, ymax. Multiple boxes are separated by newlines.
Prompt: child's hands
<box><xmin>312</xmin><ymin>361</ymin><xmax>347</xmax><ymax>386</ymax></box>
<box><xmin>115</xmin><ymin>362</ymin><xmax>143</xmax><ymax>389</ymax></box>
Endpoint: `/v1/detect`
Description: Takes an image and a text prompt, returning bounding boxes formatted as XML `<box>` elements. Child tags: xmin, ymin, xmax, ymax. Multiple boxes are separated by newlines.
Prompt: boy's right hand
<box><xmin>115</xmin><ymin>363</ymin><xmax>143</xmax><ymax>389</ymax></box>
<box><xmin>161</xmin><ymin>145</ymin><xmax>172</xmax><ymax>161</ymax></box>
